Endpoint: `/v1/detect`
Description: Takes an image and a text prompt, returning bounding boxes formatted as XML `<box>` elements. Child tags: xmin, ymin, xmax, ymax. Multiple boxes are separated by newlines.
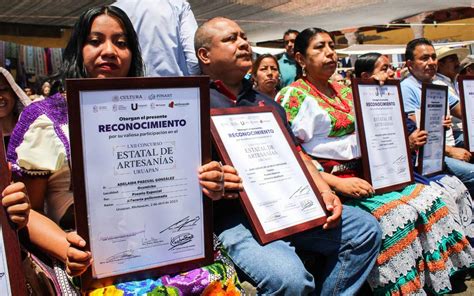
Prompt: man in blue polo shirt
<box><xmin>278</xmin><ymin>29</ymin><xmax>299</xmax><ymax>87</ymax></box>
<box><xmin>400</xmin><ymin>38</ymin><xmax>474</xmax><ymax>196</ymax></box>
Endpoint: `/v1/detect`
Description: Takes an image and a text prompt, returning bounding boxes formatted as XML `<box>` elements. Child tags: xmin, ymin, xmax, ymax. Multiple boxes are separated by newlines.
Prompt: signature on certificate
<box><xmin>289</xmin><ymin>185</ymin><xmax>311</xmax><ymax>199</ymax></box>
<box><xmin>105</xmin><ymin>249</ymin><xmax>137</xmax><ymax>263</ymax></box>
<box><xmin>265</xmin><ymin>212</ymin><xmax>283</xmax><ymax>223</ymax></box>
<box><xmin>169</xmin><ymin>233</ymin><xmax>194</xmax><ymax>250</ymax></box>
<box><xmin>392</xmin><ymin>155</ymin><xmax>407</xmax><ymax>165</ymax></box>
<box><xmin>300</xmin><ymin>199</ymin><xmax>314</xmax><ymax>211</ymax></box>
<box><xmin>160</xmin><ymin>216</ymin><xmax>200</xmax><ymax>233</ymax></box>
<box><xmin>372</xmin><ymin>162</ymin><xmax>387</xmax><ymax>169</ymax></box>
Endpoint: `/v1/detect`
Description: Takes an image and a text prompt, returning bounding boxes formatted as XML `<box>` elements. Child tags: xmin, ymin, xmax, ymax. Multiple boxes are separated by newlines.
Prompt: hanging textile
<box><xmin>25</xmin><ymin>46</ymin><xmax>35</xmax><ymax>74</ymax></box>
<box><xmin>0</xmin><ymin>41</ymin><xmax>5</xmax><ymax>67</ymax></box>
<box><xmin>50</xmin><ymin>48</ymin><xmax>63</xmax><ymax>74</ymax></box>
<box><xmin>34</xmin><ymin>47</ymin><xmax>47</xmax><ymax>76</ymax></box>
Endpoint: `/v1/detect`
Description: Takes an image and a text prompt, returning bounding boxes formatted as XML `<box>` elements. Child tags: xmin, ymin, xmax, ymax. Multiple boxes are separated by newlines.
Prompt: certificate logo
<box><xmin>93</xmin><ymin>105</ymin><xmax>108</xmax><ymax>112</ymax></box>
<box><xmin>174</xmin><ymin>102</ymin><xmax>190</xmax><ymax>107</ymax></box>
<box><xmin>113</xmin><ymin>104</ymin><xmax>127</xmax><ymax>111</ymax></box>
<box><xmin>150</xmin><ymin>102</ymin><xmax>166</xmax><ymax>108</ymax></box>
<box><xmin>375</xmin><ymin>87</ymin><xmax>392</xmax><ymax>97</ymax></box>
<box><xmin>148</xmin><ymin>93</ymin><xmax>172</xmax><ymax>100</ymax></box>
<box><xmin>131</xmin><ymin>103</ymin><xmax>148</xmax><ymax>111</ymax></box>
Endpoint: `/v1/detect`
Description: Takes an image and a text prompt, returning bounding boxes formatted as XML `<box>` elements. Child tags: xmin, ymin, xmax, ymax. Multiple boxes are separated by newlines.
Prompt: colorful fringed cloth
<box><xmin>88</xmin><ymin>240</ymin><xmax>242</xmax><ymax>296</ymax></box>
<box><xmin>346</xmin><ymin>184</ymin><xmax>473</xmax><ymax>295</ymax></box>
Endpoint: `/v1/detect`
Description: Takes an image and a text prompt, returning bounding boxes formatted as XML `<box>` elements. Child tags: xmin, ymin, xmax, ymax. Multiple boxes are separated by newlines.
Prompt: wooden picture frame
<box><xmin>458</xmin><ymin>75</ymin><xmax>474</xmax><ymax>154</ymax></box>
<box><xmin>210</xmin><ymin>106</ymin><xmax>328</xmax><ymax>244</ymax></box>
<box><xmin>67</xmin><ymin>76</ymin><xmax>213</xmax><ymax>291</ymax></box>
<box><xmin>0</xmin><ymin>130</ymin><xmax>26</xmax><ymax>296</ymax></box>
<box><xmin>417</xmin><ymin>83</ymin><xmax>448</xmax><ymax>176</ymax></box>
<box><xmin>351</xmin><ymin>79</ymin><xmax>414</xmax><ymax>194</ymax></box>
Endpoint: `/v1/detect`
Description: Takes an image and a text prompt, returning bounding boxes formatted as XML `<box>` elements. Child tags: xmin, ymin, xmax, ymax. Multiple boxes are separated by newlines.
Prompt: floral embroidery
<box><xmin>331</xmin><ymin>111</ymin><xmax>353</xmax><ymax>132</ymax></box>
<box><xmin>278</xmin><ymin>79</ymin><xmax>355</xmax><ymax>137</ymax></box>
<box><xmin>276</xmin><ymin>87</ymin><xmax>305</xmax><ymax>123</ymax></box>
<box><xmin>289</xmin><ymin>96</ymin><xmax>299</xmax><ymax>109</ymax></box>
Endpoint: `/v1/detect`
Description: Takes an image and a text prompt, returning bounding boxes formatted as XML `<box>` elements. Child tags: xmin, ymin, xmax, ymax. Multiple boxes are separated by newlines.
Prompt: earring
<box><xmin>302</xmin><ymin>66</ymin><xmax>306</xmax><ymax>77</ymax></box>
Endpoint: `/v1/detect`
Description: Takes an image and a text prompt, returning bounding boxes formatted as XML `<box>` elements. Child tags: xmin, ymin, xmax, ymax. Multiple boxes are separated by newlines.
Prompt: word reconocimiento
<box><xmin>99</xmin><ymin>119</ymin><xmax>186</xmax><ymax>133</ymax></box>
<box><xmin>228</xmin><ymin>129</ymin><xmax>274</xmax><ymax>138</ymax></box>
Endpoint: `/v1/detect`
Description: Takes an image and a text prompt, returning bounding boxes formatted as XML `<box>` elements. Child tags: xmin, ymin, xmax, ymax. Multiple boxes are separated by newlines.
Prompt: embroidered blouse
<box><xmin>276</xmin><ymin>78</ymin><xmax>361</xmax><ymax>161</ymax></box>
<box><xmin>7</xmin><ymin>93</ymin><xmax>73</xmax><ymax>224</ymax></box>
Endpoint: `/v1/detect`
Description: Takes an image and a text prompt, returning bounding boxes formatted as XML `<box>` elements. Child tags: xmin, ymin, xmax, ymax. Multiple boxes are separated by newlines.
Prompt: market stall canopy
<box><xmin>0</xmin><ymin>0</ymin><xmax>471</xmax><ymax>47</ymax></box>
<box><xmin>0</xmin><ymin>0</ymin><xmax>114</xmax><ymax>28</ymax></box>
<box><xmin>337</xmin><ymin>41</ymin><xmax>474</xmax><ymax>55</ymax></box>
<box><xmin>188</xmin><ymin>0</ymin><xmax>471</xmax><ymax>43</ymax></box>
<box><xmin>251</xmin><ymin>46</ymin><xmax>285</xmax><ymax>55</ymax></box>
<box><xmin>0</xmin><ymin>0</ymin><xmax>114</xmax><ymax>46</ymax></box>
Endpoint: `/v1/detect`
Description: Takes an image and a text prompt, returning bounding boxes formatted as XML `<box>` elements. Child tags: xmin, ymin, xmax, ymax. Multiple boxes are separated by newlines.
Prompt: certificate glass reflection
<box><xmin>0</xmin><ymin>225</ymin><xmax>11</xmax><ymax>296</ymax></box>
<box><xmin>418</xmin><ymin>85</ymin><xmax>447</xmax><ymax>176</ymax></box>
<box><xmin>356</xmin><ymin>83</ymin><xmax>412</xmax><ymax>191</ymax></box>
<box><xmin>211</xmin><ymin>108</ymin><xmax>326</xmax><ymax>243</ymax></box>
<box><xmin>460</xmin><ymin>78</ymin><xmax>474</xmax><ymax>152</ymax></box>
<box><xmin>78</xmin><ymin>87</ymin><xmax>205</xmax><ymax>279</ymax></box>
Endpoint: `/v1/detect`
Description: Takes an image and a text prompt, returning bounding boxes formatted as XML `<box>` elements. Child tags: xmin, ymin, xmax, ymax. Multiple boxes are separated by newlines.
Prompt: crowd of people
<box><xmin>0</xmin><ymin>2</ymin><xmax>473</xmax><ymax>295</ymax></box>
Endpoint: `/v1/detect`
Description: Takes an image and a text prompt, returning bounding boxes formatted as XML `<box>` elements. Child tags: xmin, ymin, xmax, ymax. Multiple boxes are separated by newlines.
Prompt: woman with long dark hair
<box><xmin>355</xmin><ymin>52</ymin><xmax>474</xmax><ymax>250</ymax></box>
<box><xmin>276</xmin><ymin>28</ymin><xmax>472</xmax><ymax>295</ymax></box>
<box><xmin>8</xmin><ymin>6</ymin><xmax>241</xmax><ymax>294</ymax></box>
<box><xmin>8</xmin><ymin>6</ymin><xmax>145</xmax><ymax>230</ymax></box>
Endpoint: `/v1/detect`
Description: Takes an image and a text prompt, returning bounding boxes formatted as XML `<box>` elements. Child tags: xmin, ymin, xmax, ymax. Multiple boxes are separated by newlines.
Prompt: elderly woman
<box><xmin>8</xmin><ymin>5</ymin><xmax>241</xmax><ymax>294</ymax></box>
<box><xmin>251</xmin><ymin>53</ymin><xmax>281</xmax><ymax>98</ymax></box>
<box><xmin>276</xmin><ymin>28</ymin><xmax>472</xmax><ymax>295</ymax></box>
<box><xmin>0</xmin><ymin>68</ymin><xmax>31</xmax><ymax>146</ymax></box>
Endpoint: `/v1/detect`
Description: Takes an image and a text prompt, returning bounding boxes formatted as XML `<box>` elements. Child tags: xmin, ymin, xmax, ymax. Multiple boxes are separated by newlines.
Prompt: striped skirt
<box><xmin>346</xmin><ymin>183</ymin><xmax>473</xmax><ymax>295</ymax></box>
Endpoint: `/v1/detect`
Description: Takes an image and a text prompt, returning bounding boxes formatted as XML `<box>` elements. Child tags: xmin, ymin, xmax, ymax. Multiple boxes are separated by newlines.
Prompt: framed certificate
<box><xmin>352</xmin><ymin>79</ymin><xmax>414</xmax><ymax>194</ymax></box>
<box><xmin>0</xmin><ymin>131</ymin><xmax>26</xmax><ymax>296</ymax></box>
<box><xmin>417</xmin><ymin>83</ymin><xmax>447</xmax><ymax>176</ymax></box>
<box><xmin>458</xmin><ymin>76</ymin><xmax>474</xmax><ymax>153</ymax></box>
<box><xmin>67</xmin><ymin>77</ymin><xmax>213</xmax><ymax>290</ymax></box>
<box><xmin>210</xmin><ymin>106</ymin><xmax>327</xmax><ymax>244</ymax></box>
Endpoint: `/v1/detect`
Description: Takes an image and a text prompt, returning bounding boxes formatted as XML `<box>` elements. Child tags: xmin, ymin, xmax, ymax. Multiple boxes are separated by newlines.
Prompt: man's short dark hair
<box><xmin>283</xmin><ymin>29</ymin><xmax>299</xmax><ymax>38</ymax></box>
<box><xmin>405</xmin><ymin>38</ymin><xmax>433</xmax><ymax>61</ymax></box>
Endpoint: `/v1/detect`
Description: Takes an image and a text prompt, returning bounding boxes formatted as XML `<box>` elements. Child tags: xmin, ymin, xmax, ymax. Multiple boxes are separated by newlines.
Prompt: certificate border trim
<box><xmin>417</xmin><ymin>83</ymin><xmax>448</xmax><ymax>176</ymax></box>
<box><xmin>66</xmin><ymin>76</ymin><xmax>213</xmax><ymax>291</ymax></box>
<box><xmin>0</xmin><ymin>129</ymin><xmax>26</xmax><ymax>296</ymax></box>
<box><xmin>210</xmin><ymin>106</ymin><xmax>328</xmax><ymax>245</ymax></box>
<box><xmin>351</xmin><ymin>78</ymin><xmax>415</xmax><ymax>194</ymax></box>
<box><xmin>458</xmin><ymin>75</ymin><xmax>474</xmax><ymax>154</ymax></box>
